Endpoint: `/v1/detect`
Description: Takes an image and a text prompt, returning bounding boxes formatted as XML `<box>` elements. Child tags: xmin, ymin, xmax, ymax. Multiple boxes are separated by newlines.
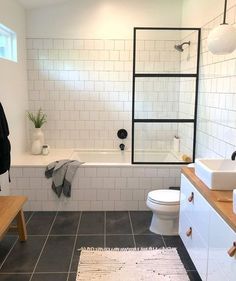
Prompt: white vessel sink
<box><xmin>195</xmin><ymin>159</ymin><xmax>236</xmax><ymax>190</ymax></box>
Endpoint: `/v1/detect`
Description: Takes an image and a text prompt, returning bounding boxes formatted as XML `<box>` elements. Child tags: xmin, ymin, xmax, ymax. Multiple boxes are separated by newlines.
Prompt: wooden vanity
<box><xmin>180</xmin><ymin>167</ymin><xmax>236</xmax><ymax>281</ymax></box>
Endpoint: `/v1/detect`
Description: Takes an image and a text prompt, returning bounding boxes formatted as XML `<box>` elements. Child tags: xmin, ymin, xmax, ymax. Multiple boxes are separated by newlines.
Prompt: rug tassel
<box><xmin>77</xmin><ymin>247</ymin><xmax>177</xmax><ymax>252</ymax></box>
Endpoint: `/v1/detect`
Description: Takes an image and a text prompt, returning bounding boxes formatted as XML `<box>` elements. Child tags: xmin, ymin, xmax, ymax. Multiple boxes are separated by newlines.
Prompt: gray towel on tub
<box><xmin>45</xmin><ymin>159</ymin><xmax>83</xmax><ymax>198</ymax></box>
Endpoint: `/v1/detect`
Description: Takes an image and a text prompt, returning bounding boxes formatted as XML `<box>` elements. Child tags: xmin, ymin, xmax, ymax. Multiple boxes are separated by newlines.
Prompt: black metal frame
<box><xmin>131</xmin><ymin>27</ymin><xmax>201</xmax><ymax>165</ymax></box>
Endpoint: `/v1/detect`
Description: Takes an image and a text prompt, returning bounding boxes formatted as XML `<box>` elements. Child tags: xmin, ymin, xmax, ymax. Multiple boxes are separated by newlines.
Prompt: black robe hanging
<box><xmin>0</xmin><ymin>102</ymin><xmax>11</xmax><ymax>176</ymax></box>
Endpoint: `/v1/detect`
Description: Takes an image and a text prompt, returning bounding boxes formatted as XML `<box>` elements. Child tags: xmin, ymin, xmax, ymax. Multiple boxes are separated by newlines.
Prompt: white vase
<box><xmin>31</xmin><ymin>128</ymin><xmax>44</xmax><ymax>155</ymax></box>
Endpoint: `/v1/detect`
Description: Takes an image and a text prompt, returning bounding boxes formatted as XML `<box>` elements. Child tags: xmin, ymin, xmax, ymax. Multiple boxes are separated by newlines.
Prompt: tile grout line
<box><xmin>0</xmin><ymin>271</ymin><xmax>70</xmax><ymax>274</ymax></box>
<box><xmin>0</xmin><ymin>272</ymin><xmax>32</xmax><ymax>275</ymax></box>
<box><xmin>162</xmin><ymin>235</ymin><xmax>167</xmax><ymax>248</ymax></box>
<box><xmin>26</xmin><ymin>212</ymin><xmax>35</xmax><ymax>224</ymax></box>
<box><xmin>104</xmin><ymin>211</ymin><xmax>106</xmax><ymax>248</ymax></box>
<box><xmin>128</xmin><ymin>211</ymin><xmax>136</xmax><ymax>248</ymax></box>
<box><xmin>0</xmin><ymin>238</ymin><xmax>18</xmax><ymax>271</ymax></box>
<box><xmin>66</xmin><ymin>211</ymin><xmax>82</xmax><ymax>281</ymax></box>
<box><xmin>6</xmin><ymin>233</ymin><xmax>159</xmax><ymax>237</ymax></box>
<box><xmin>6</xmin><ymin>234</ymin><xmax>105</xmax><ymax>237</ymax></box>
<box><xmin>0</xmin><ymin>212</ymin><xmax>35</xmax><ymax>271</ymax></box>
<box><xmin>29</xmin><ymin>211</ymin><xmax>58</xmax><ymax>281</ymax></box>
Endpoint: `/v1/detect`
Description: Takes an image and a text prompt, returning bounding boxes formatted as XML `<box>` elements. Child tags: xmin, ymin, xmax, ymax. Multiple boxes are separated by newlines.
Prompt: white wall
<box><xmin>26</xmin><ymin>0</ymin><xmax>183</xmax><ymax>39</ymax></box>
<box><xmin>182</xmin><ymin>0</ymin><xmax>228</xmax><ymax>27</ymax></box>
<box><xmin>0</xmin><ymin>0</ymin><xmax>28</xmax><ymax>156</ymax></box>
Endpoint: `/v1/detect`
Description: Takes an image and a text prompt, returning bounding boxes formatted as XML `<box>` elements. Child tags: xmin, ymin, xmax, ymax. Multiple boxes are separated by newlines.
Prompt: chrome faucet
<box><xmin>231</xmin><ymin>151</ymin><xmax>236</xmax><ymax>160</ymax></box>
<box><xmin>119</xmin><ymin>143</ymin><xmax>125</xmax><ymax>151</ymax></box>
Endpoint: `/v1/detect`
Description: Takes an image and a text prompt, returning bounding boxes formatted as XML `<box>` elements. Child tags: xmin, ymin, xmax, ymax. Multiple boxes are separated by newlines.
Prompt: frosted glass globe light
<box><xmin>207</xmin><ymin>23</ymin><xmax>236</xmax><ymax>55</ymax></box>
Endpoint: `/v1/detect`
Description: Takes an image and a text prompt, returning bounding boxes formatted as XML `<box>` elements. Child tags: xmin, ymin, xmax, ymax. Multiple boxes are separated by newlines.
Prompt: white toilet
<box><xmin>146</xmin><ymin>189</ymin><xmax>180</xmax><ymax>235</ymax></box>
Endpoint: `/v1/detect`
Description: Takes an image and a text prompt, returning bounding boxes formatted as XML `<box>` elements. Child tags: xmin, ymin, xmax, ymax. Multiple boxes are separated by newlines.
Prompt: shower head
<box><xmin>174</xmin><ymin>41</ymin><xmax>191</xmax><ymax>52</ymax></box>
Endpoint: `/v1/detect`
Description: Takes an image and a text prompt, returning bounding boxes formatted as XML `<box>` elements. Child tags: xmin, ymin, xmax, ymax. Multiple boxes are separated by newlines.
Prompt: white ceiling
<box><xmin>17</xmin><ymin>0</ymin><xmax>70</xmax><ymax>9</ymax></box>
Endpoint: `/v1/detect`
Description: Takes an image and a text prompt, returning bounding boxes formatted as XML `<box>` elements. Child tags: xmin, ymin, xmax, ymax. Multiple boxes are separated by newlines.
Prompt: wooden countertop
<box><xmin>182</xmin><ymin>167</ymin><xmax>236</xmax><ymax>232</ymax></box>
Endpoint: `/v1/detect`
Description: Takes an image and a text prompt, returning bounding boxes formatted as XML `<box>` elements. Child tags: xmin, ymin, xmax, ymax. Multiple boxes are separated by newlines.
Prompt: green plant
<box><xmin>27</xmin><ymin>108</ymin><xmax>47</xmax><ymax>128</ymax></box>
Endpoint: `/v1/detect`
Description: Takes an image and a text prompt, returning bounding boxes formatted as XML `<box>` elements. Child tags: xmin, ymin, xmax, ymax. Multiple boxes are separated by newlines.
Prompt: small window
<box><xmin>0</xmin><ymin>24</ymin><xmax>17</xmax><ymax>62</ymax></box>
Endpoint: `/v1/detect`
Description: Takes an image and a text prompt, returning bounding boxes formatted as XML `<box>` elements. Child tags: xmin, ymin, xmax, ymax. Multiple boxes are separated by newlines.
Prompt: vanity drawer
<box><xmin>180</xmin><ymin>169</ymin><xmax>236</xmax><ymax>281</ymax></box>
<box><xmin>208</xmin><ymin>207</ymin><xmax>236</xmax><ymax>281</ymax></box>
<box><xmin>179</xmin><ymin>213</ymin><xmax>208</xmax><ymax>281</ymax></box>
<box><xmin>180</xmin><ymin>174</ymin><xmax>210</xmax><ymax>243</ymax></box>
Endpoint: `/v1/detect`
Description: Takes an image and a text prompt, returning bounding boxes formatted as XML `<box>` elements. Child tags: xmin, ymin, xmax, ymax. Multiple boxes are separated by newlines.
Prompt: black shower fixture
<box><xmin>117</xmin><ymin>129</ymin><xmax>128</xmax><ymax>139</ymax></box>
<box><xmin>174</xmin><ymin>41</ymin><xmax>191</xmax><ymax>52</ymax></box>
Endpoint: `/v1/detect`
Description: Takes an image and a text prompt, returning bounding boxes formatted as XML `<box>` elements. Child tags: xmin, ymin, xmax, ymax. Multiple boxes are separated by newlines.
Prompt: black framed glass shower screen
<box><xmin>134</xmin><ymin>77</ymin><xmax>196</xmax><ymax>120</ymax></box>
<box><xmin>135</xmin><ymin>29</ymin><xmax>199</xmax><ymax>74</ymax></box>
<box><xmin>132</xmin><ymin>27</ymin><xmax>201</xmax><ymax>164</ymax></box>
<box><xmin>133</xmin><ymin>122</ymin><xmax>194</xmax><ymax>164</ymax></box>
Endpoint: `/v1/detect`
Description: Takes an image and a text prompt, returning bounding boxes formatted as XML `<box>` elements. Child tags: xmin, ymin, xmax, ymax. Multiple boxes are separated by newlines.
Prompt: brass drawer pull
<box><xmin>186</xmin><ymin>227</ymin><xmax>192</xmax><ymax>237</ymax></box>
<box><xmin>188</xmin><ymin>192</ymin><xmax>194</xmax><ymax>202</ymax></box>
<box><xmin>228</xmin><ymin>242</ymin><xmax>236</xmax><ymax>257</ymax></box>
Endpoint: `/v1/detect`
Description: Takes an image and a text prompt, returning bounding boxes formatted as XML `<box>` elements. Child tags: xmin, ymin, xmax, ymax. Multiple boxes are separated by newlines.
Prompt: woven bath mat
<box><xmin>76</xmin><ymin>248</ymin><xmax>190</xmax><ymax>281</ymax></box>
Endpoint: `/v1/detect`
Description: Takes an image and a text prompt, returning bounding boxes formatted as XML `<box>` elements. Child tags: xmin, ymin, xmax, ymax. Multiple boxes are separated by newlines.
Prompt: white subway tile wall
<box><xmin>134</xmin><ymin>123</ymin><xmax>178</xmax><ymax>152</ymax></box>
<box><xmin>177</xmin><ymin>31</ymin><xmax>199</xmax><ymax>157</ymax></box>
<box><xmin>197</xmin><ymin>3</ymin><xmax>236</xmax><ymax>158</ymax></box>
<box><xmin>175</xmin><ymin>3</ymin><xmax>236</xmax><ymax>159</ymax></box>
<box><xmin>10</xmin><ymin>166</ymin><xmax>181</xmax><ymax>211</ymax></box>
<box><xmin>135</xmin><ymin>77</ymin><xmax>180</xmax><ymax>119</ymax></box>
<box><xmin>27</xmin><ymin>38</ymin><xmax>133</xmax><ymax>150</ymax></box>
<box><xmin>136</xmin><ymin>39</ymin><xmax>181</xmax><ymax>74</ymax></box>
<box><xmin>27</xmin><ymin>38</ymin><xmax>185</xmax><ymax>152</ymax></box>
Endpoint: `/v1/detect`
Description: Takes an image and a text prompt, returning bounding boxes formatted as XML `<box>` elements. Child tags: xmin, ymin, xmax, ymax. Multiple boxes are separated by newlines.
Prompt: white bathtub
<box><xmin>71</xmin><ymin>150</ymin><xmax>130</xmax><ymax>164</ymax></box>
<box><xmin>11</xmin><ymin>149</ymin><xmax>183</xmax><ymax>211</ymax></box>
<box><xmin>71</xmin><ymin>150</ymin><xmax>179</xmax><ymax>164</ymax></box>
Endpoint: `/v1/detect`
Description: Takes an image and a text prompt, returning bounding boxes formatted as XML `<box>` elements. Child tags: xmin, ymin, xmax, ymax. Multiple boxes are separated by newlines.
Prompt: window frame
<box><xmin>0</xmin><ymin>23</ymin><xmax>17</xmax><ymax>62</ymax></box>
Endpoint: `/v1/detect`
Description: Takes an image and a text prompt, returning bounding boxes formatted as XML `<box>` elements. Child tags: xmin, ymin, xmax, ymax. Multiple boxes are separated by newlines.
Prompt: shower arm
<box><xmin>181</xmin><ymin>41</ymin><xmax>190</xmax><ymax>47</ymax></box>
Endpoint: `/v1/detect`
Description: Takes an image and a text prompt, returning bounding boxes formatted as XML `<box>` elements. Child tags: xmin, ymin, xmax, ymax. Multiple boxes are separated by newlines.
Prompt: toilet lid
<box><xmin>147</xmin><ymin>190</ymin><xmax>180</xmax><ymax>205</ymax></box>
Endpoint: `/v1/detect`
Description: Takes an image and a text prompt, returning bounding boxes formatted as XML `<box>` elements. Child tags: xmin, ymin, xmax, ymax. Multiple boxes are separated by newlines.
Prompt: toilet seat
<box><xmin>147</xmin><ymin>190</ymin><xmax>180</xmax><ymax>205</ymax></box>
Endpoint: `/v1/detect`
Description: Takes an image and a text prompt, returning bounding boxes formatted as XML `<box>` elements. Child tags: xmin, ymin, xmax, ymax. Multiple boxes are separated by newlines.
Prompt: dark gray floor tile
<box><xmin>106</xmin><ymin>211</ymin><xmax>132</xmax><ymax>234</ymax></box>
<box><xmin>0</xmin><ymin>236</ymin><xmax>46</xmax><ymax>273</ymax></box>
<box><xmin>50</xmin><ymin>212</ymin><xmax>80</xmax><ymax>235</ymax></box>
<box><xmin>6</xmin><ymin>212</ymin><xmax>34</xmax><ymax>237</ymax></box>
<box><xmin>71</xmin><ymin>235</ymin><xmax>104</xmax><ymax>272</ymax></box>
<box><xmin>31</xmin><ymin>273</ymin><xmax>67</xmax><ymax>281</ymax></box>
<box><xmin>24</xmin><ymin>211</ymin><xmax>34</xmax><ymax>224</ymax></box>
<box><xmin>11</xmin><ymin>211</ymin><xmax>33</xmax><ymax>226</ymax></box>
<box><xmin>163</xmin><ymin>235</ymin><xmax>196</xmax><ymax>270</ymax></box>
<box><xmin>0</xmin><ymin>236</ymin><xmax>17</xmax><ymax>266</ymax></box>
<box><xmin>130</xmin><ymin>211</ymin><xmax>153</xmax><ymax>234</ymax></box>
<box><xmin>0</xmin><ymin>211</ymin><xmax>201</xmax><ymax>281</ymax></box>
<box><xmin>27</xmin><ymin>212</ymin><xmax>56</xmax><ymax>235</ymax></box>
<box><xmin>187</xmin><ymin>270</ymin><xmax>202</xmax><ymax>281</ymax></box>
<box><xmin>35</xmin><ymin>236</ymin><xmax>75</xmax><ymax>272</ymax></box>
<box><xmin>78</xmin><ymin>212</ymin><xmax>104</xmax><ymax>235</ymax></box>
<box><xmin>0</xmin><ymin>274</ymin><xmax>31</xmax><ymax>281</ymax></box>
<box><xmin>134</xmin><ymin>234</ymin><xmax>164</xmax><ymax>248</ymax></box>
<box><xmin>68</xmin><ymin>273</ymin><xmax>76</xmax><ymax>281</ymax></box>
<box><xmin>106</xmin><ymin>235</ymin><xmax>134</xmax><ymax>248</ymax></box>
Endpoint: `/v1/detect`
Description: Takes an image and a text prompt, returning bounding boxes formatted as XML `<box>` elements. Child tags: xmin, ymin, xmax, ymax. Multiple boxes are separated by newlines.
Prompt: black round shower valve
<box><xmin>117</xmin><ymin>129</ymin><xmax>128</xmax><ymax>139</ymax></box>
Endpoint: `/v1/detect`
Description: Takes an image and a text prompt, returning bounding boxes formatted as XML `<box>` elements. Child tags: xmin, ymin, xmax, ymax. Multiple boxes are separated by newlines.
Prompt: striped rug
<box><xmin>76</xmin><ymin>248</ymin><xmax>190</xmax><ymax>281</ymax></box>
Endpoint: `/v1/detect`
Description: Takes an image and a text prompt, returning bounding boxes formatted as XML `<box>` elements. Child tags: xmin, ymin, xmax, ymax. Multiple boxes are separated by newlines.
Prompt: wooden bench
<box><xmin>0</xmin><ymin>196</ymin><xmax>28</xmax><ymax>242</ymax></box>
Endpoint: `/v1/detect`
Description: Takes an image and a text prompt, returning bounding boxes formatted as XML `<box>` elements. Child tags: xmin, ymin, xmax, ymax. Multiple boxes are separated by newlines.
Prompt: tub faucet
<box><xmin>231</xmin><ymin>151</ymin><xmax>236</xmax><ymax>160</ymax></box>
<box><xmin>119</xmin><ymin>143</ymin><xmax>125</xmax><ymax>151</ymax></box>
